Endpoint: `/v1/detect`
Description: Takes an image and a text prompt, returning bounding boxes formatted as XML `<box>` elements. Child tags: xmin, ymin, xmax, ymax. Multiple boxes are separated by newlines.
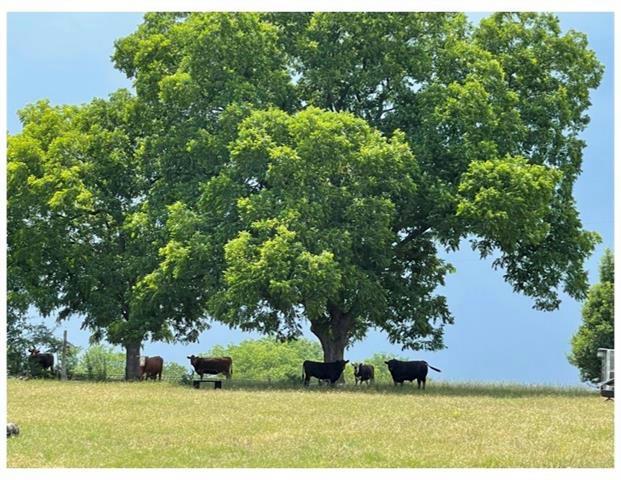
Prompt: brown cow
<box><xmin>140</xmin><ymin>356</ymin><xmax>164</xmax><ymax>381</ymax></box>
<box><xmin>187</xmin><ymin>355</ymin><xmax>232</xmax><ymax>379</ymax></box>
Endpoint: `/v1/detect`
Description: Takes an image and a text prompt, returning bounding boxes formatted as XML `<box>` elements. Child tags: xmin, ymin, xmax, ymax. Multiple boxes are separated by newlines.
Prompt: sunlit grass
<box><xmin>7</xmin><ymin>378</ymin><xmax>613</xmax><ymax>467</ymax></box>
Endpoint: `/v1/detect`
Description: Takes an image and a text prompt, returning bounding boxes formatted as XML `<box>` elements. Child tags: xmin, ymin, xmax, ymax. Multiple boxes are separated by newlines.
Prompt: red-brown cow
<box><xmin>140</xmin><ymin>356</ymin><xmax>164</xmax><ymax>381</ymax></box>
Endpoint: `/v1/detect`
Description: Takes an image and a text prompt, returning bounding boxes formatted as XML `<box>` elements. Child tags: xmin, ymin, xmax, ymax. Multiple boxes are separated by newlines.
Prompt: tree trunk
<box><xmin>319</xmin><ymin>336</ymin><xmax>347</xmax><ymax>362</ymax></box>
<box><xmin>125</xmin><ymin>343</ymin><xmax>141</xmax><ymax>381</ymax></box>
<box><xmin>311</xmin><ymin>305</ymin><xmax>352</xmax><ymax>382</ymax></box>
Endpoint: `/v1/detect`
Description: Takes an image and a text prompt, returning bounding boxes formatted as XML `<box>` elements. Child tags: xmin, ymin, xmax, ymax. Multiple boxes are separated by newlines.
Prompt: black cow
<box><xmin>303</xmin><ymin>360</ymin><xmax>349</xmax><ymax>386</ymax></box>
<box><xmin>187</xmin><ymin>355</ymin><xmax>233</xmax><ymax>379</ymax></box>
<box><xmin>384</xmin><ymin>359</ymin><xmax>441</xmax><ymax>389</ymax></box>
<box><xmin>28</xmin><ymin>348</ymin><xmax>54</xmax><ymax>376</ymax></box>
<box><xmin>140</xmin><ymin>356</ymin><xmax>164</xmax><ymax>381</ymax></box>
<box><xmin>353</xmin><ymin>363</ymin><xmax>375</xmax><ymax>385</ymax></box>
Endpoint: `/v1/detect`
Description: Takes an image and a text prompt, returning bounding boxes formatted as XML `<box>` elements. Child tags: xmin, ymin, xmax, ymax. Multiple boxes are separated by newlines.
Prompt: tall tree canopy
<box><xmin>8</xmin><ymin>92</ymin><xmax>168</xmax><ymax>378</ymax></box>
<box><xmin>8</xmin><ymin>12</ymin><xmax>604</xmax><ymax>369</ymax></box>
<box><xmin>569</xmin><ymin>249</ymin><xmax>614</xmax><ymax>383</ymax></box>
<box><xmin>8</xmin><ymin>13</ymin><xmax>295</xmax><ymax>378</ymax></box>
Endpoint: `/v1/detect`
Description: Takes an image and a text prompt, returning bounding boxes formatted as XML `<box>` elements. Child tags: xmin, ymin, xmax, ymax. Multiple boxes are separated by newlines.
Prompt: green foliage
<box><xmin>161</xmin><ymin>361</ymin><xmax>192</xmax><ymax>382</ymax></box>
<box><xmin>143</xmin><ymin>12</ymin><xmax>602</xmax><ymax>360</ymax></box>
<box><xmin>205</xmin><ymin>337</ymin><xmax>323</xmax><ymax>381</ymax></box>
<box><xmin>569</xmin><ymin>249</ymin><xmax>614</xmax><ymax>383</ymax></box>
<box><xmin>75</xmin><ymin>344</ymin><xmax>126</xmax><ymax>380</ymax></box>
<box><xmin>7</xmin><ymin>317</ymin><xmax>53</xmax><ymax>376</ymax></box>
<box><xmin>457</xmin><ymin>156</ymin><xmax>561</xmax><ymax>250</ymax></box>
<box><xmin>9</xmin><ymin>12</ymin><xmax>604</xmax><ymax>367</ymax></box>
<box><xmin>164</xmin><ymin>107</ymin><xmax>453</xmax><ymax>354</ymax></box>
<box><xmin>6</xmin><ymin>313</ymin><xmax>80</xmax><ymax>378</ymax></box>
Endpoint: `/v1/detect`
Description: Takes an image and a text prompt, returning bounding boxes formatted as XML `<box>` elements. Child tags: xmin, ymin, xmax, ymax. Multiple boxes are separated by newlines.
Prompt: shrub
<box><xmin>206</xmin><ymin>337</ymin><xmax>323</xmax><ymax>381</ymax></box>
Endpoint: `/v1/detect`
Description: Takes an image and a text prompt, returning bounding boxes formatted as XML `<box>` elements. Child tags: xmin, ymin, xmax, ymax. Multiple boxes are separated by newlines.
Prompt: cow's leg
<box><xmin>303</xmin><ymin>374</ymin><xmax>309</xmax><ymax>386</ymax></box>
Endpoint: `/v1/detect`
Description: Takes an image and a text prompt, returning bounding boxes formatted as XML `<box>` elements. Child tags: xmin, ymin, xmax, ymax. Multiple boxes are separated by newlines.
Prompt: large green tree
<box><xmin>135</xmin><ymin>13</ymin><xmax>603</xmax><ymax>361</ymax></box>
<box><xmin>9</xmin><ymin>12</ymin><xmax>604</xmax><ymax>367</ymax></box>
<box><xmin>8</xmin><ymin>13</ymin><xmax>295</xmax><ymax>378</ymax></box>
<box><xmin>569</xmin><ymin>249</ymin><xmax>614</xmax><ymax>383</ymax></box>
<box><xmin>8</xmin><ymin>92</ymin><xmax>163</xmax><ymax>379</ymax></box>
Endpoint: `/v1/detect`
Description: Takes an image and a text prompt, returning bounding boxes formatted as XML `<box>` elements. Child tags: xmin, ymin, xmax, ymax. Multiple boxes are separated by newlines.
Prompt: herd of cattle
<box><xmin>27</xmin><ymin>349</ymin><xmax>442</xmax><ymax>388</ymax></box>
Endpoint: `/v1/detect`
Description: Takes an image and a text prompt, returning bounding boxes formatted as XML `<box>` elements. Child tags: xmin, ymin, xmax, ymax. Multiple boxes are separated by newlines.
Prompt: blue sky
<box><xmin>6</xmin><ymin>12</ymin><xmax>614</xmax><ymax>385</ymax></box>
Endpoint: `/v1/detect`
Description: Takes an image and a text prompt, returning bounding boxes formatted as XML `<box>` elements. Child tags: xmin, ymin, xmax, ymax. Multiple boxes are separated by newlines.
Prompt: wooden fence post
<box><xmin>61</xmin><ymin>330</ymin><xmax>68</xmax><ymax>381</ymax></box>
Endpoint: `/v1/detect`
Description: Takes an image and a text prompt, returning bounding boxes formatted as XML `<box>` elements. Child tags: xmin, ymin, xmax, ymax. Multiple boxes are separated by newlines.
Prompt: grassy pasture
<box><xmin>7</xmin><ymin>378</ymin><xmax>613</xmax><ymax>468</ymax></box>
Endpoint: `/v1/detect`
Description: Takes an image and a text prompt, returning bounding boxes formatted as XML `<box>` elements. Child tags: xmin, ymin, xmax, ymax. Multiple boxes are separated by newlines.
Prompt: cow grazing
<box><xmin>303</xmin><ymin>360</ymin><xmax>349</xmax><ymax>386</ymax></box>
<box><xmin>140</xmin><ymin>356</ymin><xmax>164</xmax><ymax>381</ymax></box>
<box><xmin>187</xmin><ymin>355</ymin><xmax>233</xmax><ymax>379</ymax></box>
<box><xmin>353</xmin><ymin>363</ymin><xmax>375</xmax><ymax>385</ymax></box>
<box><xmin>28</xmin><ymin>348</ymin><xmax>54</xmax><ymax>376</ymax></box>
<box><xmin>384</xmin><ymin>359</ymin><xmax>441</xmax><ymax>389</ymax></box>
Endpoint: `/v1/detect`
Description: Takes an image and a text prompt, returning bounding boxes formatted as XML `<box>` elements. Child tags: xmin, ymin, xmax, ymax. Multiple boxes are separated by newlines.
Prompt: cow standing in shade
<box><xmin>140</xmin><ymin>356</ymin><xmax>164</xmax><ymax>381</ymax></box>
<box><xmin>187</xmin><ymin>355</ymin><xmax>233</xmax><ymax>379</ymax></box>
<box><xmin>353</xmin><ymin>363</ymin><xmax>375</xmax><ymax>385</ymax></box>
<box><xmin>385</xmin><ymin>359</ymin><xmax>441</xmax><ymax>389</ymax></box>
<box><xmin>303</xmin><ymin>360</ymin><xmax>349</xmax><ymax>386</ymax></box>
<box><xmin>28</xmin><ymin>348</ymin><xmax>54</xmax><ymax>376</ymax></box>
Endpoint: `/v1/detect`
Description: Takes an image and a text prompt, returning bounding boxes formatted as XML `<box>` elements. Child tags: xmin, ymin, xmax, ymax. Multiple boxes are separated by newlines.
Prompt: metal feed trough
<box><xmin>597</xmin><ymin>348</ymin><xmax>614</xmax><ymax>399</ymax></box>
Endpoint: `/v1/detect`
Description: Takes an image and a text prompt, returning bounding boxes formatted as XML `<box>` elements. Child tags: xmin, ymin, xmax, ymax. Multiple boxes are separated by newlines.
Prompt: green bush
<box><xmin>206</xmin><ymin>337</ymin><xmax>323</xmax><ymax>381</ymax></box>
<box><xmin>161</xmin><ymin>361</ymin><xmax>192</xmax><ymax>382</ymax></box>
<box><xmin>75</xmin><ymin>344</ymin><xmax>125</xmax><ymax>380</ymax></box>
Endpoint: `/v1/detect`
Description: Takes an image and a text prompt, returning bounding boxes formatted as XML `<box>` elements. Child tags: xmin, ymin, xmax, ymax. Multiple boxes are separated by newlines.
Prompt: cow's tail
<box><xmin>426</xmin><ymin>362</ymin><xmax>442</xmax><ymax>372</ymax></box>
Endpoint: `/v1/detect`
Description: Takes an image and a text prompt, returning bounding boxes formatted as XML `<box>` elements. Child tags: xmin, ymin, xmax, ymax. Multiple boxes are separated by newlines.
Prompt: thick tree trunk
<box><xmin>311</xmin><ymin>305</ymin><xmax>352</xmax><ymax>383</ymax></box>
<box><xmin>125</xmin><ymin>343</ymin><xmax>141</xmax><ymax>381</ymax></box>
<box><xmin>319</xmin><ymin>336</ymin><xmax>347</xmax><ymax>362</ymax></box>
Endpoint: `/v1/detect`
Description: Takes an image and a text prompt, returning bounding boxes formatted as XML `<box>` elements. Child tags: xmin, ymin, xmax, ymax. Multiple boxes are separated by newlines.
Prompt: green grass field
<box><xmin>7</xmin><ymin>378</ymin><xmax>613</xmax><ymax>468</ymax></box>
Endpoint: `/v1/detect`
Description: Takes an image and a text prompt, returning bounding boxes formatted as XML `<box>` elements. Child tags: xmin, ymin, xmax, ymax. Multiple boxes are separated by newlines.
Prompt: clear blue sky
<box><xmin>7</xmin><ymin>12</ymin><xmax>614</xmax><ymax>385</ymax></box>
